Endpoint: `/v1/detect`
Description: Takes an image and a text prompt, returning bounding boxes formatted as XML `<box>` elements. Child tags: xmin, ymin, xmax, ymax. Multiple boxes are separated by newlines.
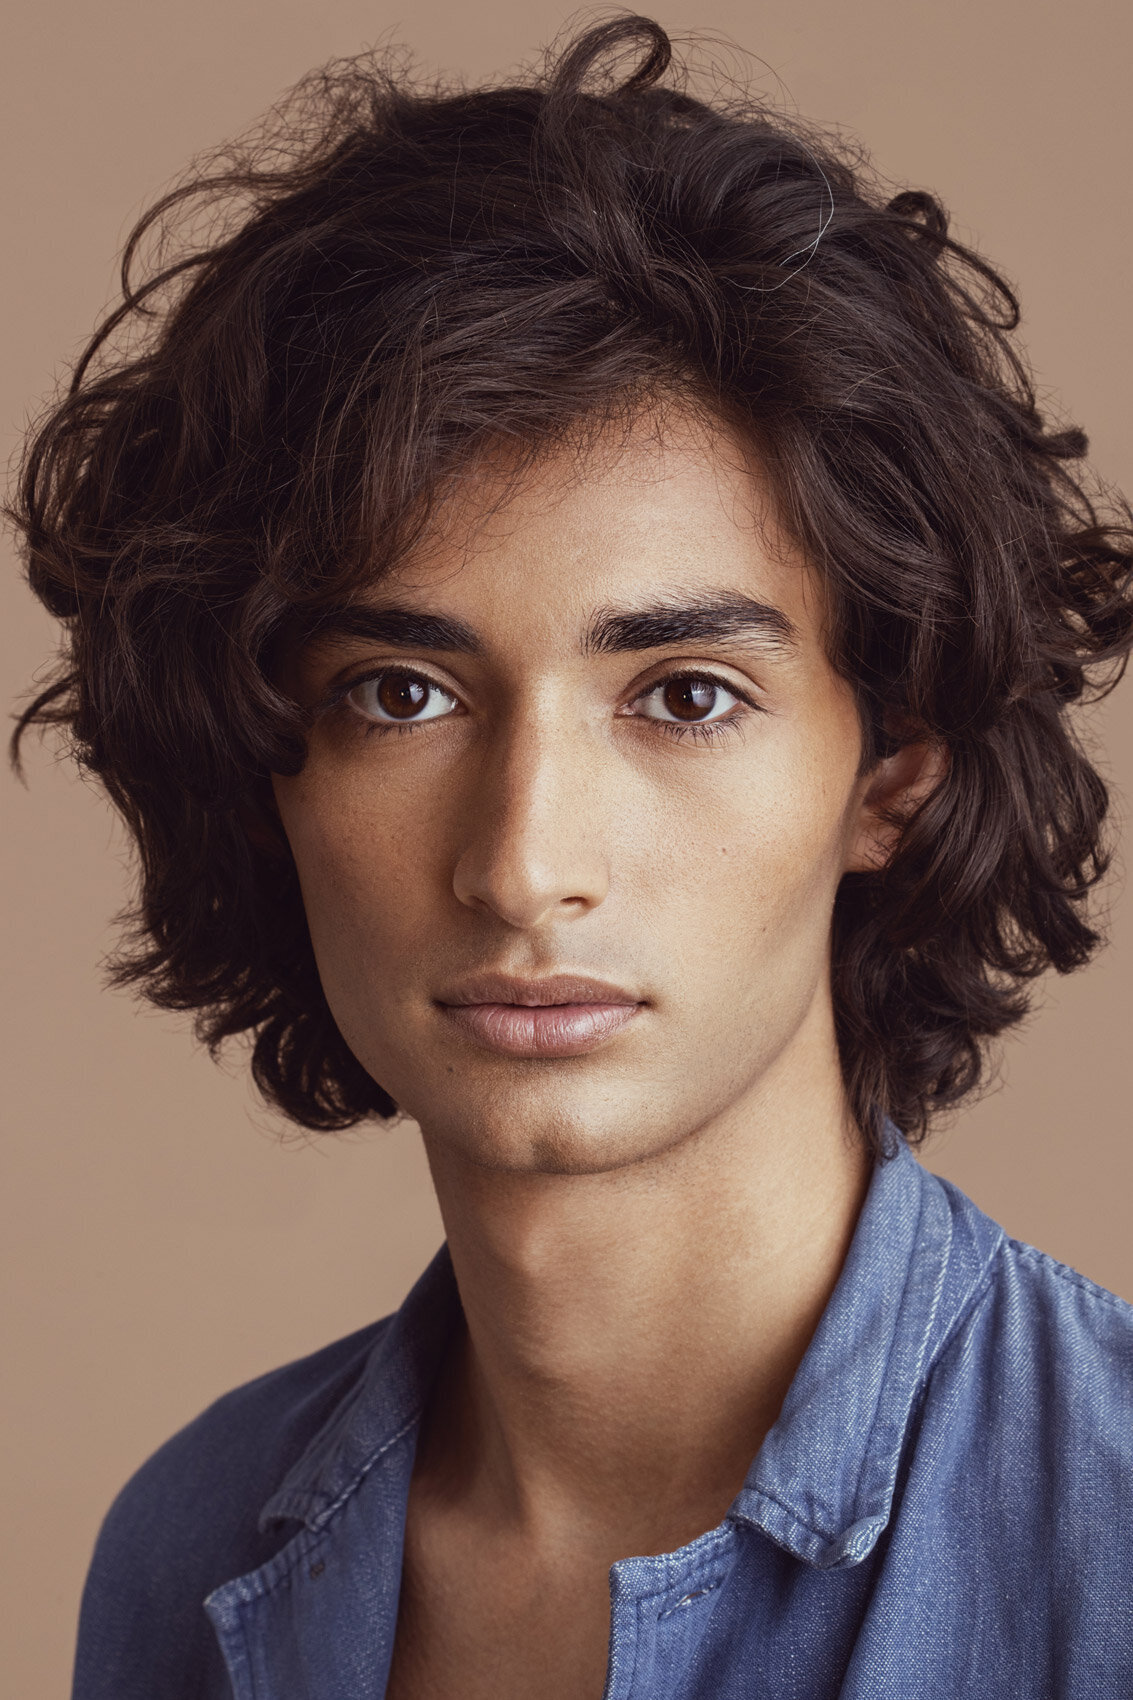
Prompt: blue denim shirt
<box><xmin>73</xmin><ymin>1139</ymin><xmax>1133</xmax><ymax>1697</ymax></box>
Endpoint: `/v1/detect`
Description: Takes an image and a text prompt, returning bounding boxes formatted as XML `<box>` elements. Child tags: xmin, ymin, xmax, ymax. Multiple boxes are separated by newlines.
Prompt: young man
<box><xmin>12</xmin><ymin>16</ymin><xmax>1133</xmax><ymax>1698</ymax></box>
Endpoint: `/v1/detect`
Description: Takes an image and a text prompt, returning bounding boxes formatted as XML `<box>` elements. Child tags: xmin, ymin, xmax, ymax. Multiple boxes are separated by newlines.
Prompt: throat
<box><xmin>414</xmin><ymin>1098</ymin><xmax>870</xmax><ymax>1553</ymax></box>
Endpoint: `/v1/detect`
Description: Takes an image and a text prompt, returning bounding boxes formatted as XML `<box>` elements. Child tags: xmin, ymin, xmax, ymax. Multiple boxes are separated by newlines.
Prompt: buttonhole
<box><xmin>658</xmin><ymin>1582</ymin><xmax>720</xmax><ymax>1621</ymax></box>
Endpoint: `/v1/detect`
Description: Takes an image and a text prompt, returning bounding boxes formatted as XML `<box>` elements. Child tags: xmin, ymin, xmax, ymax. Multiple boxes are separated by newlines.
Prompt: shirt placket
<box><xmin>601</xmin><ymin>1526</ymin><xmax>739</xmax><ymax>1700</ymax></box>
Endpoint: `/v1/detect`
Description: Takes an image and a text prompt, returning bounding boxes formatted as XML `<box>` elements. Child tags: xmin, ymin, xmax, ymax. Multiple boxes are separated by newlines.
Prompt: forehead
<box><xmin>376</xmin><ymin>404</ymin><xmax>824</xmax><ymax>640</ymax></box>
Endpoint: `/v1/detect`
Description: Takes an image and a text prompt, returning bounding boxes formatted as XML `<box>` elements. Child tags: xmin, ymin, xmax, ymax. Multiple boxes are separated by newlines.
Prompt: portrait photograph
<box><xmin>3</xmin><ymin>1</ymin><xmax>1132</xmax><ymax>1695</ymax></box>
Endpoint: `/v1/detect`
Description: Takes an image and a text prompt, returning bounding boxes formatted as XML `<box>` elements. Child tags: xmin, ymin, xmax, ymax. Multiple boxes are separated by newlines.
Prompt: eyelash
<box><xmin>638</xmin><ymin>673</ymin><xmax>759</xmax><ymax>744</ymax></box>
<box><xmin>330</xmin><ymin>668</ymin><xmax>763</xmax><ymax>744</ymax></box>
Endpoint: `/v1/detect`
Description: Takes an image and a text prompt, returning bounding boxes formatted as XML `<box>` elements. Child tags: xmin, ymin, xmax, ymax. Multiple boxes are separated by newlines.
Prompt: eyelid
<box><xmin>348</xmin><ymin>669</ymin><xmax>463</xmax><ymax>727</ymax></box>
<box><xmin>626</xmin><ymin>665</ymin><xmax>763</xmax><ymax>712</ymax></box>
<box><xmin>316</xmin><ymin>661</ymin><xmax>462</xmax><ymax>717</ymax></box>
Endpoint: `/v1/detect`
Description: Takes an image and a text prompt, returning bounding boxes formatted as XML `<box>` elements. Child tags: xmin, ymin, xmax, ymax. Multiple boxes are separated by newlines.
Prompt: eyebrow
<box><xmin>304</xmin><ymin>605</ymin><xmax>483</xmax><ymax>655</ymax></box>
<box><xmin>303</xmin><ymin>590</ymin><xmax>797</xmax><ymax>662</ymax></box>
<box><xmin>583</xmin><ymin>592</ymin><xmax>797</xmax><ymax>656</ymax></box>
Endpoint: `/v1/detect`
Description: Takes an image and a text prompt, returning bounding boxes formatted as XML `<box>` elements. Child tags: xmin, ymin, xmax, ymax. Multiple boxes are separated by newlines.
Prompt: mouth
<box><xmin>434</xmin><ymin>973</ymin><xmax>644</xmax><ymax>1059</ymax></box>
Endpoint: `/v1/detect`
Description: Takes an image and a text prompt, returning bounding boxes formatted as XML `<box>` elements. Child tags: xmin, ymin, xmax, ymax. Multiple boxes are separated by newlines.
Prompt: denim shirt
<box><xmin>72</xmin><ymin>1139</ymin><xmax>1133</xmax><ymax>1698</ymax></box>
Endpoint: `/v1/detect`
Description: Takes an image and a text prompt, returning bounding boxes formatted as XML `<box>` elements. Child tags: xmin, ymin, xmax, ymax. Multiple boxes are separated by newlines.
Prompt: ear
<box><xmin>845</xmin><ymin>736</ymin><xmax>949</xmax><ymax>874</ymax></box>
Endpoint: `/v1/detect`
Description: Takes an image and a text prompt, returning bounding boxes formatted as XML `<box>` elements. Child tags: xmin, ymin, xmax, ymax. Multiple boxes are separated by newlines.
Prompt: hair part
<box><xmin>10</xmin><ymin>15</ymin><xmax>1133</xmax><ymax>1151</ymax></box>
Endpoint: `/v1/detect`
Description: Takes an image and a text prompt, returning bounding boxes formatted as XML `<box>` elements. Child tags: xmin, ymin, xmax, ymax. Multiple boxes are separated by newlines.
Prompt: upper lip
<box><xmin>436</xmin><ymin>972</ymin><xmax>641</xmax><ymax>1007</ymax></box>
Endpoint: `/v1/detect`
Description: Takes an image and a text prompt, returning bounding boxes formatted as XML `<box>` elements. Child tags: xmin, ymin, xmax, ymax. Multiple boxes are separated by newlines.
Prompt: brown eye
<box><xmin>636</xmin><ymin>674</ymin><xmax>741</xmax><ymax>725</ymax></box>
<box><xmin>661</xmin><ymin>678</ymin><xmax>719</xmax><ymax>720</ymax></box>
<box><xmin>347</xmin><ymin>670</ymin><xmax>457</xmax><ymax>725</ymax></box>
<box><xmin>377</xmin><ymin>672</ymin><xmax>428</xmax><ymax>718</ymax></box>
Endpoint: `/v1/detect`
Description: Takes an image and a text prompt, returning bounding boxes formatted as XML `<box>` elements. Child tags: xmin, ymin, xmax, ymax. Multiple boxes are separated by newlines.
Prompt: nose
<box><xmin>451</xmin><ymin>708</ymin><xmax>611</xmax><ymax>929</ymax></box>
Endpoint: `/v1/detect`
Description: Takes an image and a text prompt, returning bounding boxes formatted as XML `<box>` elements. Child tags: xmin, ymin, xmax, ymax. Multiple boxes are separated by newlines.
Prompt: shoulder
<box><xmin>72</xmin><ymin>1316</ymin><xmax>389</xmax><ymax>1700</ymax></box>
<box><xmin>936</xmin><ymin>1170</ymin><xmax>1133</xmax><ymax>1383</ymax></box>
<box><xmin>990</xmin><ymin>1230</ymin><xmax>1133</xmax><ymax>1439</ymax></box>
<box><xmin>922</xmin><ymin>1173</ymin><xmax>1133</xmax><ymax>1524</ymax></box>
<box><xmin>999</xmin><ymin>1231</ymin><xmax>1133</xmax><ymax>1336</ymax></box>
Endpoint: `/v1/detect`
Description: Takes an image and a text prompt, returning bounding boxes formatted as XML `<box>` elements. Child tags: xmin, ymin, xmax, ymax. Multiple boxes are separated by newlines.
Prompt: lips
<box><xmin>435</xmin><ymin>973</ymin><xmax>643</xmax><ymax>1058</ymax></box>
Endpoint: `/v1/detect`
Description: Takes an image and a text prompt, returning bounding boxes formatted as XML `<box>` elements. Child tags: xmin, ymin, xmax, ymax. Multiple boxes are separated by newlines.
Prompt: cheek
<box><xmin>656</xmin><ymin>743</ymin><xmax>857</xmax><ymax>974</ymax></box>
<box><xmin>274</xmin><ymin>770</ymin><xmax>431</xmax><ymax>962</ymax></box>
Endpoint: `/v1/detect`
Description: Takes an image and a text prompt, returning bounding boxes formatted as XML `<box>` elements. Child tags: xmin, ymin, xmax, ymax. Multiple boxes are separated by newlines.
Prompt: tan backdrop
<box><xmin>3</xmin><ymin>1</ymin><xmax>1131</xmax><ymax>1689</ymax></box>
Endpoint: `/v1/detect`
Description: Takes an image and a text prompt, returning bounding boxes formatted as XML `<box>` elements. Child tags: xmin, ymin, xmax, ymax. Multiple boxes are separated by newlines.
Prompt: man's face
<box><xmin>273</xmin><ymin>407</ymin><xmax>880</xmax><ymax>1174</ymax></box>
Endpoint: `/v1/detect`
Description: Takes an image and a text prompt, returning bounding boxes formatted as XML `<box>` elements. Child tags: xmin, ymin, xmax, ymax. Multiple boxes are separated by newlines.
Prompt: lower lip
<box><xmin>439</xmin><ymin>1001</ymin><xmax>641</xmax><ymax>1057</ymax></box>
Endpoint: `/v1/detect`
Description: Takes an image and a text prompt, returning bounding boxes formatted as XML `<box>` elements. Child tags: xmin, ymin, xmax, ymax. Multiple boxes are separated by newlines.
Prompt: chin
<box><xmin>403</xmin><ymin>1074</ymin><xmax>683</xmax><ymax>1177</ymax></box>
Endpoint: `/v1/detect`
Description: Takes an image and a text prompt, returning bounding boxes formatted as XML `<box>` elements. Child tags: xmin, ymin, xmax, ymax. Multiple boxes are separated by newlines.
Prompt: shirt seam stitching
<box><xmin>1007</xmin><ymin>1239</ymin><xmax>1133</xmax><ymax>1314</ymax></box>
<box><xmin>921</xmin><ymin>1228</ymin><xmax>1003</xmax><ymax>1371</ymax></box>
<box><xmin>840</xmin><ymin>1166</ymin><xmax>957</xmax><ymax>1528</ymax></box>
<box><xmin>303</xmin><ymin>1406</ymin><xmax>423</xmax><ymax>1529</ymax></box>
<box><xmin>256</xmin><ymin>1404</ymin><xmax>424</xmax><ymax>1543</ymax></box>
<box><xmin>739</xmin><ymin>1166</ymin><xmax>966</xmax><ymax>1552</ymax></box>
<box><xmin>731</xmin><ymin>1481</ymin><xmax>853</xmax><ymax>1548</ymax></box>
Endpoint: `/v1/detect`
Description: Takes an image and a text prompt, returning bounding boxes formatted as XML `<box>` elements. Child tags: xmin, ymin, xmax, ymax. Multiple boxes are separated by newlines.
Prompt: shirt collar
<box><xmin>258</xmin><ymin>1135</ymin><xmax>1003</xmax><ymax>1563</ymax></box>
<box><xmin>730</xmin><ymin>1137</ymin><xmax>986</xmax><ymax>1567</ymax></box>
<box><xmin>257</xmin><ymin>1242</ymin><xmax>461</xmax><ymax>1531</ymax></box>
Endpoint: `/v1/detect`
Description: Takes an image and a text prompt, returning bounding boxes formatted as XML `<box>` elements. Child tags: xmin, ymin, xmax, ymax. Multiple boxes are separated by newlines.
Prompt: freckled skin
<box><xmin>271</xmin><ymin>409</ymin><xmax>936</xmax><ymax>1700</ymax></box>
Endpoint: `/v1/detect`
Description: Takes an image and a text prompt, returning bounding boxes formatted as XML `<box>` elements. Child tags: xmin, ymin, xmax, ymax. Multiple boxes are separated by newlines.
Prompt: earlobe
<box><xmin>845</xmin><ymin>737</ymin><xmax>949</xmax><ymax>873</ymax></box>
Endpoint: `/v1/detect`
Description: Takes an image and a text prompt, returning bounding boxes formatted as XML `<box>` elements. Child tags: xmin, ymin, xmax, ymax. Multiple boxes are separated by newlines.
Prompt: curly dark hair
<box><xmin>9</xmin><ymin>16</ymin><xmax>1133</xmax><ymax>1152</ymax></box>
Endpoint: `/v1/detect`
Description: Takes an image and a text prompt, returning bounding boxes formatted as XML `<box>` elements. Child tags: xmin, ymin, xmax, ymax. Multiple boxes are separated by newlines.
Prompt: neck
<box><xmin>416</xmin><ymin>1023</ymin><xmax>870</xmax><ymax>1556</ymax></box>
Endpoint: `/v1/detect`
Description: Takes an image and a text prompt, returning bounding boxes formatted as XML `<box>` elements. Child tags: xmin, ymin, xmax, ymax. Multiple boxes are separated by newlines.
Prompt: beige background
<box><xmin>3</xmin><ymin>0</ymin><xmax>1131</xmax><ymax>1689</ymax></box>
